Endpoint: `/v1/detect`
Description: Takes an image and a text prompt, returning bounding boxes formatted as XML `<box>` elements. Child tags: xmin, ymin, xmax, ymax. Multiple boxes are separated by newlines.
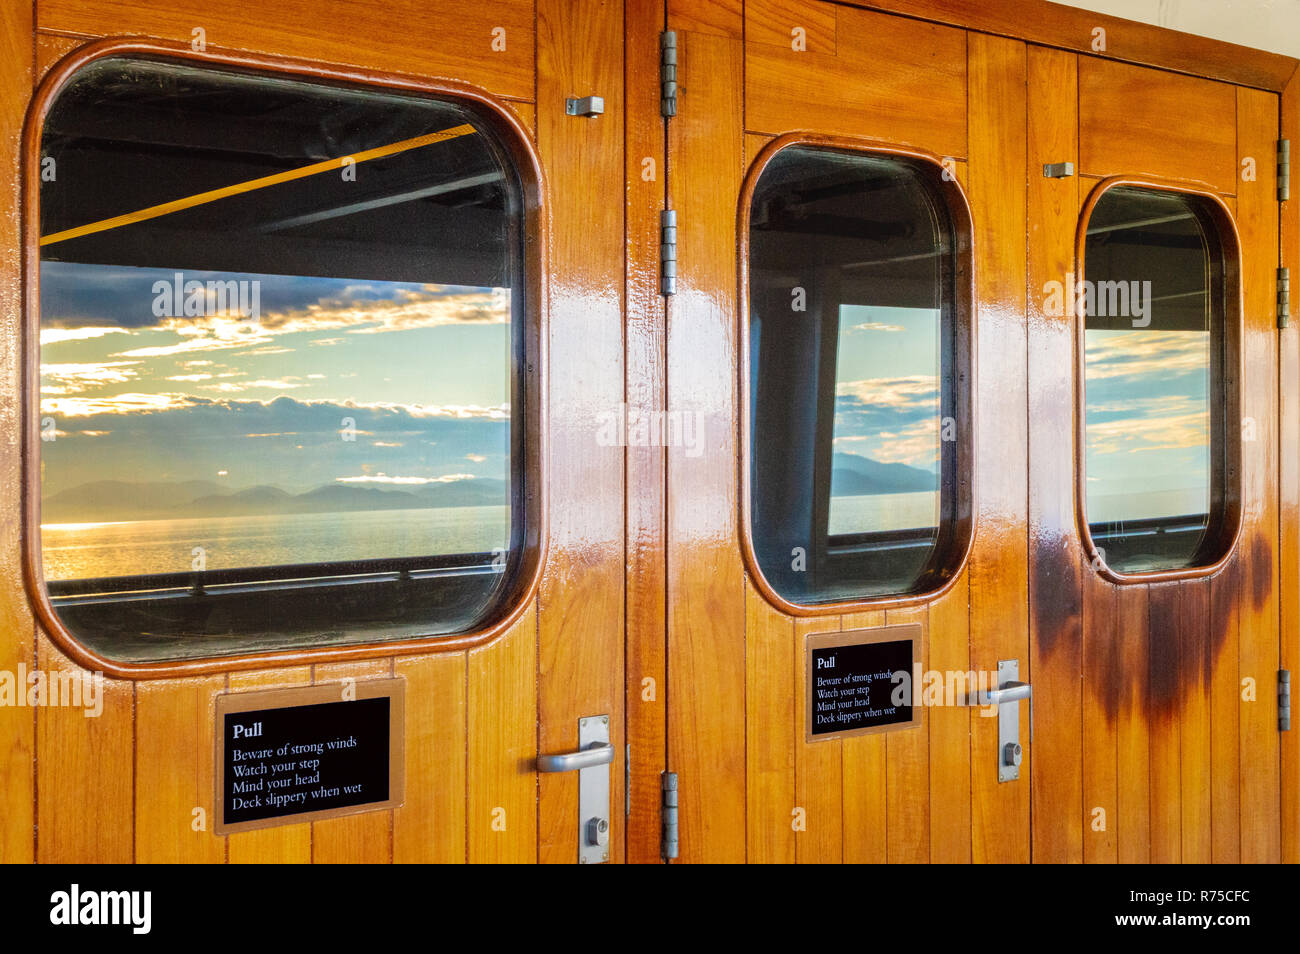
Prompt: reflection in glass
<box><xmin>1083</xmin><ymin>187</ymin><xmax>1228</xmax><ymax>573</ymax></box>
<box><xmin>748</xmin><ymin>146</ymin><xmax>960</xmax><ymax>603</ymax></box>
<box><xmin>38</xmin><ymin>57</ymin><xmax>527</xmax><ymax>660</ymax></box>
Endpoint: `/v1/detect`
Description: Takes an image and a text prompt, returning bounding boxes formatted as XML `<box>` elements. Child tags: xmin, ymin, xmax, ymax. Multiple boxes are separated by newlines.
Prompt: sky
<box><xmin>39</xmin><ymin>261</ymin><xmax>513</xmax><ymax>499</ymax></box>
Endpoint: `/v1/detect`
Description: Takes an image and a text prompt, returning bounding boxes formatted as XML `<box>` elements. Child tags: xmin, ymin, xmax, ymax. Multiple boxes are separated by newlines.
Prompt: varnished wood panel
<box><xmin>665</xmin><ymin>25</ymin><xmax>747</xmax><ymax>864</ymax></box>
<box><xmin>1209</xmin><ymin>560</ymin><xmax>1242</xmax><ymax>861</ymax></box>
<box><xmin>1115</xmin><ymin>585</ymin><xmax>1150</xmax><ymax>863</ymax></box>
<box><xmin>836</xmin><ymin>0</ymin><xmax>1295</xmax><ymax>92</ymax></box>
<box><xmin>0</xmin><ymin>0</ymin><xmax>34</xmax><ymax>865</ymax></box>
<box><xmin>1281</xmin><ymin>67</ymin><xmax>1300</xmax><ymax>866</ymax></box>
<box><xmin>226</xmin><ymin>666</ymin><xmax>312</xmax><ymax>864</ymax></box>
<box><xmin>745</xmin><ymin>581</ymin><xmax>796</xmax><ymax>863</ymax></box>
<box><xmin>1079</xmin><ymin>58</ymin><xmax>1237</xmax><ymax>195</ymax></box>
<box><xmin>1147</xmin><ymin>583</ymin><xmax>1181</xmax><ymax>863</ymax></box>
<box><xmin>966</xmin><ymin>32</ymin><xmax>1030</xmax><ymax>864</ymax></box>
<box><xmin>35</xmin><ymin>635</ymin><xmax>134</xmax><ymax>862</ymax></box>
<box><xmin>467</xmin><ymin>609</ymin><xmax>537</xmax><ymax>863</ymax></box>
<box><xmin>624</xmin><ymin>0</ymin><xmax>669</xmax><ymax>867</ymax></box>
<box><xmin>884</xmin><ymin>606</ymin><xmax>928</xmax><ymax>864</ymax></box>
<box><xmin>535</xmin><ymin>0</ymin><xmax>627</xmax><ymax>866</ymax></box>
<box><xmin>745</xmin><ymin>0</ymin><xmax>836</xmax><ymax>54</ymax></box>
<box><xmin>1179</xmin><ymin>582</ymin><xmax>1212</xmax><ymax>863</ymax></box>
<box><xmin>668</xmin><ymin>0</ymin><xmax>742</xmax><ymax>39</ymax></box>
<box><xmin>923</xmin><ymin>583</ymin><xmax>970</xmax><ymax>863</ymax></box>
<box><xmin>1026</xmin><ymin>44</ymin><xmax>1084</xmax><ymax>865</ymax></box>
<box><xmin>393</xmin><ymin>653</ymin><xmax>466</xmax><ymax>864</ymax></box>
<box><xmin>1082</xmin><ymin>580</ymin><xmax>1117</xmax><ymax>862</ymax></box>
<box><xmin>1236</xmin><ymin>85</ymin><xmax>1283</xmax><ymax>864</ymax></box>
<box><xmin>135</xmin><ymin>675</ymin><xmax>227</xmax><ymax>863</ymax></box>
<box><xmin>746</xmin><ymin>5</ymin><xmax>967</xmax><ymax>159</ymax></box>
<box><xmin>311</xmin><ymin>659</ymin><xmax>393</xmax><ymax>864</ymax></box>
<box><xmin>37</xmin><ymin>0</ymin><xmax>535</xmax><ymax>103</ymax></box>
<box><xmin>794</xmin><ymin>616</ymin><xmax>843</xmax><ymax>863</ymax></box>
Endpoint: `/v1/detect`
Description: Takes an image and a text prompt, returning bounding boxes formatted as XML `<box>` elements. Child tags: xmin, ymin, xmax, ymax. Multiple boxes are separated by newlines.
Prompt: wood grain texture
<box><xmin>468</xmin><ymin>608</ymin><xmax>537</xmax><ymax>863</ymax></box>
<box><xmin>1115</xmin><ymin>584</ymin><xmax>1150</xmax><ymax>863</ymax></box>
<box><xmin>794</xmin><ymin>616</ymin><xmax>843</xmax><ymax>863</ymax></box>
<box><xmin>665</xmin><ymin>25</ymin><xmax>747</xmax><ymax>863</ymax></box>
<box><xmin>745</xmin><ymin>580</ymin><xmax>796</xmax><ymax>863</ymax></box>
<box><xmin>834</xmin><ymin>0</ymin><xmax>1296</xmax><ymax>91</ymax></box>
<box><xmin>0</xmin><ymin>0</ymin><xmax>34</xmax><ymax>865</ymax></box>
<box><xmin>624</xmin><ymin>0</ymin><xmax>668</xmax><ymax>867</ymax></box>
<box><xmin>966</xmin><ymin>31</ymin><xmax>1030</xmax><ymax>864</ymax></box>
<box><xmin>1147</xmin><ymin>583</ymin><xmax>1181</xmax><ymax>863</ymax></box>
<box><xmin>36</xmin><ymin>634</ymin><xmax>134</xmax><ymax>862</ymax></box>
<box><xmin>884</xmin><ymin>606</ymin><xmax>928</xmax><ymax>864</ymax></box>
<box><xmin>1082</xmin><ymin>580</ymin><xmax>1117</xmax><ymax>862</ymax></box>
<box><xmin>393</xmin><ymin>653</ymin><xmax>466</xmax><ymax>863</ymax></box>
<box><xmin>1179</xmin><ymin>583</ymin><xmax>1212</xmax><ymax>863</ymax></box>
<box><xmin>135</xmin><ymin>675</ymin><xmax>226</xmax><ymax>863</ymax></box>
<box><xmin>226</xmin><ymin>666</ymin><xmax>312</xmax><ymax>863</ymax></box>
<box><xmin>745</xmin><ymin>0</ymin><xmax>836</xmax><ymax>54</ymax></box>
<box><xmin>1209</xmin><ymin>560</ymin><xmax>1241</xmax><ymax>862</ymax></box>
<box><xmin>922</xmin><ymin>582</ymin><xmax>970</xmax><ymax>863</ymax></box>
<box><xmin>840</xmin><ymin>609</ymin><xmax>888</xmax><ymax>864</ymax></box>
<box><xmin>668</xmin><ymin>0</ymin><xmax>742</xmax><ymax>38</ymax></box>
<box><xmin>1026</xmin><ymin>44</ymin><xmax>1083</xmax><ymax>865</ymax></box>
<box><xmin>746</xmin><ymin>5</ymin><xmax>967</xmax><ymax>159</ymax></box>
<box><xmin>1236</xmin><ymin>85</ymin><xmax>1283</xmax><ymax>864</ymax></box>
<box><xmin>37</xmin><ymin>0</ymin><xmax>535</xmax><ymax>102</ymax></box>
<box><xmin>311</xmin><ymin>659</ymin><xmax>393</xmax><ymax>864</ymax></box>
<box><xmin>1079</xmin><ymin>58</ymin><xmax>1237</xmax><ymax>195</ymax></box>
<box><xmin>1281</xmin><ymin>66</ymin><xmax>1300</xmax><ymax>866</ymax></box>
<box><xmin>535</xmin><ymin>0</ymin><xmax>627</xmax><ymax>866</ymax></box>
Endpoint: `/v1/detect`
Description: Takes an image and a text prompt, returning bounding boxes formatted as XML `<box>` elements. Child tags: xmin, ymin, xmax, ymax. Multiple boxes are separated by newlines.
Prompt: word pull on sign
<box><xmin>214</xmin><ymin>679</ymin><xmax>404</xmax><ymax>834</ymax></box>
<box><xmin>806</xmin><ymin>624</ymin><xmax>921</xmax><ymax>742</ymax></box>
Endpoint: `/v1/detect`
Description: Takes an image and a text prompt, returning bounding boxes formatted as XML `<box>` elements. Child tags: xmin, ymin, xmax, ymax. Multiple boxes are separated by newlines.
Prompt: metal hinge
<box><xmin>1281</xmin><ymin>670</ymin><xmax>1291</xmax><ymax>732</ymax></box>
<box><xmin>1280</xmin><ymin>139</ymin><xmax>1291</xmax><ymax>202</ymax></box>
<box><xmin>1280</xmin><ymin>267</ymin><xmax>1291</xmax><ymax>329</ymax></box>
<box><xmin>660</xmin><ymin>31</ymin><xmax>678</xmax><ymax>118</ymax></box>
<box><xmin>660</xmin><ymin>209</ymin><xmax>677</xmax><ymax>296</ymax></box>
<box><xmin>660</xmin><ymin>771</ymin><xmax>679</xmax><ymax>860</ymax></box>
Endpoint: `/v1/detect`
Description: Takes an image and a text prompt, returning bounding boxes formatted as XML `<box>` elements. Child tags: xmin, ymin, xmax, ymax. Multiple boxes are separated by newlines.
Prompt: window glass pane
<box><xmin>1082</xmin><ymin>186</ymin><xmax>1228</xmax><ymax>573</ymax></box>
<box><xmin>748</xmin><ymin>146</ymin><xmax>962</xmax><ymax>604</ymax></box>
<box><xmin>38</xmin><ymin>57</ymin><xmax>529</xmax><ymax>661</ymax></box>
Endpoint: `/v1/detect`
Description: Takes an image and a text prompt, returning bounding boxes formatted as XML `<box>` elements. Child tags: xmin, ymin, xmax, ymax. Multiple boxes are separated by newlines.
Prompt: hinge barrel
<box><xmin>1281</xmin><ymin>139</ymin><xmax>1291</xmax><ymax>202</ymax></box>
<box><xmin>661</xmin><ymin>208</ymin><xmax>677</xmax><ymax>296</ymax></box>
<box><xmin>660</xmin><ymin>31</ymin><xmax>678</xmax><ymax>118</ymax></box>
<box><xmin>661</xmin><ymin>771</ymin><xmax>679</xmax><ymax>860</ymax></box>
<box><xmin>1281</xmin><ymin>670</ymin><xmax>1292</xmax><ymax>732</ymax></box>
<box><xmin>1280</xmin><ymin>267</ymin><xmax>1291</xmax><ymax>329</ymax></box>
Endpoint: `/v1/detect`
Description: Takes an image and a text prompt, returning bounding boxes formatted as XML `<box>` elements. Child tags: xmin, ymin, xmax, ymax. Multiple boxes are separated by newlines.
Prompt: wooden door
<box><xmin>1027</xmin><ymin>52</ymin><xmax>1283</xmax><ymax>863</ymax></box>
<box><xmin>662</xmin><ymin>0</ymin><xmax>1030</xmax><ymax>863</ymax></box>
<box><xmin>0</xmin><ymin>0</ymin><xmax>627</xmax><ymax>864</ymax></box>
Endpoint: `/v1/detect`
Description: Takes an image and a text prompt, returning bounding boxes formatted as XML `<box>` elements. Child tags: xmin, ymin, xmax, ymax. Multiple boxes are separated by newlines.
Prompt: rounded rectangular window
<box><xmin>35</xmin><ymin>55</ymin><xmax>534</xmax><ymax>662</ymax></box>
<box><xmin>1080</xmin><ymin>185</ymin><xmax>1239</xmax><ymax>575</ymax></box>
<box><xmin>745</xmin><ymin>144</ymin><xmax>972</xmax><ymax>605</ymax></box>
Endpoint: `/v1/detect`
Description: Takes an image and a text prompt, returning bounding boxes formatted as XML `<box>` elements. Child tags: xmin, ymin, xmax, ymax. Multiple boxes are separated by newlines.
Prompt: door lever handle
<box><xmin>537</xmin><ymin>742</ymin><xmax>614</xmax><ymax>773</ymax></box>
<box><xmin>978</xmin><ymin>681</ymin><xmax>1031</xmax><ymax>706</ymax></box>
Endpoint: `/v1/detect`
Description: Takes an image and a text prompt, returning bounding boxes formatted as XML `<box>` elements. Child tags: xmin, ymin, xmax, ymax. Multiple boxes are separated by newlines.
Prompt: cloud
<box><xmin>41</xmin><ymin>361</ymin><xmax>142</xmax><ymax>394</ymax></box>
<box><xmin>40</xmin><ymin>327</ymin><xmax>129</xmax><ymax>346</ymax></box>
<box><xmin>335</xmin><ymin>472</ymin><xmax>476</xmax><ymax>485</ymax></box>
<box><xmin>848</xmin><ymin>321</ymin><xmax>905</xmax><ymax>333</ymax></box>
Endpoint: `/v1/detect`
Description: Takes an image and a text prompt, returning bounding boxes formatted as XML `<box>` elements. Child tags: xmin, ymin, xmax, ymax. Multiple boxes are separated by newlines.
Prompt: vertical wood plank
<box><xmin>1026</xmin><ymin>44</ymin><xmax>1084</xmax><ymax>865</ymax></box>
<box><xmin>135</xmin><ymin>675</ymin><xmax>227</xmax><ymax>863</ymax></box>
<box><xmin>0</xmin><ymin>0</ymin><xmax>34</xmax><ymax>865</ymax></box>
<box><xmin>1115</xmin><ymin>584</ymin><xmax>1151</xmax><ymax>863</ymax></box>
<box><xmin>746</xmin><ymin>581</ymin><xmax>796</xmax><ymax>863</ymax></box>
<box><xmin>1210</xmin><ymin>560</ymin><xmax>1242</xmax><ymax>862</ymax></box>
<box><xmin>1280</xmin><ymin>67</ymin><xmax>1300</xmax><ymax>867</ymax></box>
<box><xmin>468</xmin><ymin>609</ymin><xmax>537</xmax><ymax>863</ymax></box>
<box><xmin>226</xmin><ymin>666</ymin><xmax>312</xmax><ymax>864</ymax></box>
<box><xmin>925</xmin><ymin>580</ymin><xmax>971</xmax><ymax>863</ymax></box>
<box><xmin>625</xmin><ymin>0</ymin><xmax>669</xmax><ymax>867</ymax></box>
<box><xmin>1147</xmin><ymin>583</ymin><xmax>1182</xmax><ymax>863</ymax></box>
<box><xmin>665</xmin><ymin>24</ymin><xmax>747</xmax><ymax>863</ymax></box>
<box><xmin>393</xmin><ymin>653</ymin><xmax>466</xmax><ymax>864</ymax></box>
<box><xmin>1236</xmin><ymin>84</ymin><xmax>1283</xmax><ymax>864</ymax></box>
<box><xmin>311</xmin><ymin>658</ymin><xmax>393</xmax><ymax>864</ymax></box>
<box><xmin>535</xmin><ymin>0</ymin><xmax>627</xmax><ymax>866</ymax></box>
<box><xmin>36</xmin><ymin>635</ymin><xmax>134</xmax><ymax>863</ymax></box>
<box><xmin>1082</xmin><ymin>579</ymin><xmax>1118</xmax><ymax>863</ymax></box>
<box><xmin>794</xmin><ymin>616</ymin><xmax>843</xmax><ymax>863</ymax></box>
<box><xmin>966</xmin><ymin>31</ymin><xmax>1030</xmax><ymax>864</ymax></box>
<box><xmin>1179</xmin><ymin>582</ymin><xmax>1212</xmax><ymax>863</ymax></box>
<box><xmin>841</xmin><ymin>609</ymin><xmax>888</xmax><ymax>864</ymax></box>
<box><xmin>884</xmin><ymin>605</ymin><xmax>929</xmax><ymax>864</ymax></box>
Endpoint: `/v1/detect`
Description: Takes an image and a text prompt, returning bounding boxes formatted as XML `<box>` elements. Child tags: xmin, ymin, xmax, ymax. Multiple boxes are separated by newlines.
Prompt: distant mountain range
<box><xmin>831</xmin><ymin>452</ymin><xmax>936</xmax><ymax>496</ymax></box>
<box><xmin>42</xmin><ymin>478</ymin><xmax>507</xmax><ymax>523</ymax></box>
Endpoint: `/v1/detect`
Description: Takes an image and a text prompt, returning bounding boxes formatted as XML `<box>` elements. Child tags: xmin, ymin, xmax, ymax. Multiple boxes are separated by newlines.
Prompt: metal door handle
<box><xmin>979</xmin><ymin>681</ymin><xmax>1031</xmax><ymax>706</ymax></box>
<box><xmin>537</xmin><ymin>742</ymin><xmax>614</xmax><ymax>774</ymax></box>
